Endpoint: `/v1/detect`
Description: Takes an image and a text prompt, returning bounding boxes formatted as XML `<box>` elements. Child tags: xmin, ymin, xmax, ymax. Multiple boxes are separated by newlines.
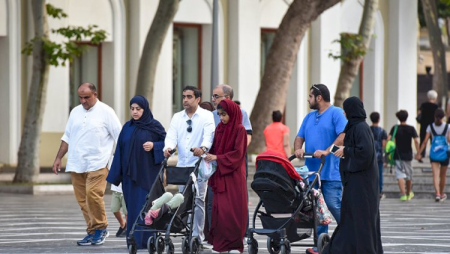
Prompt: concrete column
<box><xmin>386</xmin><ymin>0</ymin><xmax>418</xmax><ymax>128</ymax></box>
<box><xmin>0</xmin><ymin>0</ymin><xmax>21</xmax><ymax>165</ymax></box>
<box><xmin>286</xmin><ymin>33</ymin><xmax>309</xmax><ymax>140</ymax></box>
<box><xmin>310</xmin><ymin>4</ymin><xmax>341</xmax><ymax>104</ymax></box>
<box><xmin>363</xmin><ymin>11</ymin><xmax>385</xmax><ymax>126</ymax></box>
<box><xmin>228</xmin><ymin>0</ymin><xmax>260</xmax><ymax>112</ymax></box>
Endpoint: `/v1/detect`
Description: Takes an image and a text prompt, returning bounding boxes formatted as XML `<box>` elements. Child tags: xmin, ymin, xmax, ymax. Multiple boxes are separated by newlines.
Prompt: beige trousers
<box><xmin>71</xmin><ymin>167</ymin><xmax>108</xmax><ymax>234</ymax></box>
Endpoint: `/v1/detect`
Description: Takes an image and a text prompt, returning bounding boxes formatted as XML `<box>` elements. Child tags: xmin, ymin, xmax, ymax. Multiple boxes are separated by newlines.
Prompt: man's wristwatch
<box><xmin>201</xmin><ymin>146</ymin><xmax>208</xmax><ymax>153</ymax></box>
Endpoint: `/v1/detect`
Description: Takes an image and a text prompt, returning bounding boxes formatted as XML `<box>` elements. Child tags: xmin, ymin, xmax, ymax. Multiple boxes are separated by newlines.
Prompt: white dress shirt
<box><xmin>164</xmin><ymin>106</ymin><xmax>215</xmax><ymax>167</ymax></box>
<box><xmin>62</xmin><ymin>100</ymin><xmax>122</xmax><ymax>173</ymax></box>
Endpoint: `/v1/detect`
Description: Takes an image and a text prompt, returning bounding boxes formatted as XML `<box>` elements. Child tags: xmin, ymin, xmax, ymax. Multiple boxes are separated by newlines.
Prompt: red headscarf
<box><xmin>211</xmin><ymin>99</ymin><xmax>243</xmax><ymax>156</ymax></box>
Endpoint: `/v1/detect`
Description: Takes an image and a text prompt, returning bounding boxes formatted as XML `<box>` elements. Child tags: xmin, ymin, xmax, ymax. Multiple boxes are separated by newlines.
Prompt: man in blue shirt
<box><xmin>294</xmin><ymin>84</ymin><xmax>347</xmax><ymax>254</ymax></box>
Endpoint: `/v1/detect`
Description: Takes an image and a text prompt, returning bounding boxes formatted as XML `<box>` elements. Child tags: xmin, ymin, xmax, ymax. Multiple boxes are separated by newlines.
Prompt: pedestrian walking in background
<box><xmin>204</xmin><ymin>99</ymin><xmax>247</xmax><ymax>253</ymax></box>
<box><xmin>52</xmin><ymin>83</ymin><xmax>122</xmax><ymax>246</ymax></box>
<box><xmin>107</xmin><ymin>95</ymin><xmax>166</xmax><ymax>249</ymax></box>
<box><xmin>416</xmin><ymin>108</ymin><xmax>449</xmax><ymax>202</ymax></box>
<box><xmin>264</xmin><ymin>110</ymin><xmax>291</xmax><ymax>157</ymax></box>
<box><xmin>388</xmin><ymin>110</ymin><xmax>420</xmax><ymax>201</ymax></box>
<box><xmin>293</xmin><ymin>84</ymin><xmax>347</xmax><ymax>254</ymax></box>
<box><xmin>323</xmin><ymin>97</ymin><xmax>383</xmax><ymax>254</ymax></box>
<box><xmin>369</xmin><ymin>112</ymin><xmax>388</xmax><ymax>199</ymax></box>
<box><xmin>110</xmin><ymin>183</ymin><xmax>127</xmax><ymax>237</ymax></box>
<box><xmin>163</xmin><ymin>86</ymin><xmax>215</xmax><ymax>245</ymax></box>
<box><xmin>417</xmin><ymin>90</ymin><xmax>438</xmax><ymax>161</ymax></box>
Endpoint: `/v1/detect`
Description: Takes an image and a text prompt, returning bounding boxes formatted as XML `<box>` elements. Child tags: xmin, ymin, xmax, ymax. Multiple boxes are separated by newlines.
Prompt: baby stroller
<box><xmin>128</xmin><ymin>149</ymin><xmax>204</xmax><ymax>254</ymax></box>
<box><xmin>247</xmin><ymin>151</ymin><xmax>330</xmax><ymax>254</ymax></box>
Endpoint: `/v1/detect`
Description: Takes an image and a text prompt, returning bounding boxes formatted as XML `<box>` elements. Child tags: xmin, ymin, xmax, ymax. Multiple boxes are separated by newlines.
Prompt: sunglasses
<box><xmin>311</xmin><ymin>84</ymin><xmax>322</xmax><ymax>95</ymax></box>
<box><xmin>212</xmin><ymin>94</ymin><xmax>226</xmax><ymax>100</ymax></box>
<box><xmin>186</xmin><ymin>119</ymin><xmax>192</xmax><ymax>133</ymax></box>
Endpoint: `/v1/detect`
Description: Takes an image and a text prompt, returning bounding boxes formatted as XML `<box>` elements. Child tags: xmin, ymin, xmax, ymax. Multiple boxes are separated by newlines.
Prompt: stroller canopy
<box><xmin>255</xmin><ymin>151</ymin><xmax>301</xmax><ymax>180</ymax></box>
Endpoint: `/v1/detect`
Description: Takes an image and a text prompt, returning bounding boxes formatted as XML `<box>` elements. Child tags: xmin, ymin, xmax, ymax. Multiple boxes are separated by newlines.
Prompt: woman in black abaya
<box><xmin>322</xmin><ymin>97</ymin><xmax>383</xmax><ymax>254</ymax></box>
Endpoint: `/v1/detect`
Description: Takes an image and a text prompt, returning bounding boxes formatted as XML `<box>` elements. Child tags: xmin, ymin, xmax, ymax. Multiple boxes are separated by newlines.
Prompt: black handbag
<box><xmin>165</xmin><ymin>167</ymin><xmax>195</xmax><ymax>185</ymax></box>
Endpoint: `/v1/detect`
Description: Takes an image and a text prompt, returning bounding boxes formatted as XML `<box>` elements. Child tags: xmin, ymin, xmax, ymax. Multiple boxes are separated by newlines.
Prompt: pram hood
<box><xmin>255</xmin><ymin>151</ymin><xmax>302</xmax><ymax>180</ymax></box>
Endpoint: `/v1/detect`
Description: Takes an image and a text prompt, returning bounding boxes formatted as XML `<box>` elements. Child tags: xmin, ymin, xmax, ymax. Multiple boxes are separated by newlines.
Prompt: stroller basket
<box><xmin>259</xmin><ymin>213</ymin><xmax>312</xmax><ymax>242</ymax></box>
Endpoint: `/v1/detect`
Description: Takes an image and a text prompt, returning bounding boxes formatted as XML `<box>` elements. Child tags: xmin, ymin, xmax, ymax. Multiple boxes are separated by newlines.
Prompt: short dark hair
<box><xmin>396</xmin><ymin>110</ymin><xmax>408</xmax><ymax>122</ymax></box>
<box><xmin>272</xmin><ymin>110</ymin><xmax>282</xmax><ymax>122</ymax></box>
<box><xmin>199</xmin><ymin>101</ymin><xmax>214</xmax><ymax>112</ymax></box>
<box><xmin>183</xmin><ymin>86</ymin><xmax>201</xmax><ymax>98</ymax></box>
<box><xmin>369</xmin><ymin>112</ymin><xmax>380</xmax><ymax>123</ymax></box>
<box><xmin>435</xmin><ymin>108</ymin><xmax>445</xmax><ymax>119</ymax></box>
<box><xmin>79</xmin><ymin>83</ymin><xmax>97</xmax><ymax>93</ymax></box>
<box><xmin>233</xmin><ymin>100</ymin><xmax>241</xmax><ymax>105</ymax></box>
<box><xmin>310</xmin><ymin>84</ymin><xmax>330</xmax><ymax>102</ymax></box>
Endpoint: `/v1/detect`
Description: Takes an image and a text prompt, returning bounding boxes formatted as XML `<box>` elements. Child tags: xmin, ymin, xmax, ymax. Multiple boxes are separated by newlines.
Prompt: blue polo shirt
<box><xmin>297</xmin><ymin>106</ymin><xmax>347</xmax><ymax>181</ymax></box>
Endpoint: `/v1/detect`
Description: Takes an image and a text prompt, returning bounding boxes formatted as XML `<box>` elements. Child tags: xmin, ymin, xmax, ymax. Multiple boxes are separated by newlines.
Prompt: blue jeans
<box><xmin>316</xmin><ymin>180</ymin><xmax>342</xmax><ymax>237</ymax></box>
<box><xmin>378</xmin><ymin>161</ymin><xmax>384</xmax><ymax>193</ymax></box>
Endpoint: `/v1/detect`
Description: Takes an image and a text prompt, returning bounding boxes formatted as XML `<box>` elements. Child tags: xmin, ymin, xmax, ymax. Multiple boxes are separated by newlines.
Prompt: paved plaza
<box><xmin>0</xmin><ymin>193</ymin><xmax>450</xmax><ymax>254</ymax></box>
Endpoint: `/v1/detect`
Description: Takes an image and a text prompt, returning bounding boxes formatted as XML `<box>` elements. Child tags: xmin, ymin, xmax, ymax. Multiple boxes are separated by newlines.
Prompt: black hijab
<box><xmin>343</xmin><ymin>96</ymin><xmax>366</xmax><ymax>133</ymax></box>
<box><xmin>127</xmin><ymin>95</ymin><xmax>166</xmax><ymax>190</ymax></box>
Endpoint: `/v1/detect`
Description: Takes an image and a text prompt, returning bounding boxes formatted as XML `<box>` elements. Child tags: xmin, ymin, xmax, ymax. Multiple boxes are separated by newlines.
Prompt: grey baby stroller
<box><xmin>128</xmin><ymin>149</ymin><xmax>204</xmax><ymax>254</ymax></box>
<box><xmin>247</xmin><ymin>150</ymin><xmax>330</xmax><ymax>254</ymax></box>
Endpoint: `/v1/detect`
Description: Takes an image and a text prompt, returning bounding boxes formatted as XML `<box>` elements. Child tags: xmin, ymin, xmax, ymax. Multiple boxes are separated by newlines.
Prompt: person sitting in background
<box><xmin>264</xmin><ymin>110</ymin><xmax>291</xmax><ymax>158</ymax></box>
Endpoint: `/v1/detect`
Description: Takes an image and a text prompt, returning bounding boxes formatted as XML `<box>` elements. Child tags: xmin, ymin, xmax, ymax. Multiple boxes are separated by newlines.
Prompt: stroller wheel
<box><xmin>248</xmin><ymin>238</ymin><xmax>258</xmax><ymax>254</ymax></box>
<box><xmin>267</xmin><ymin>237</ymin><xmax>281</xmax><ymax>254</ymax></box>
<box><xmin>280</xmin><ymin>240</ymin><xmax>290</xmax><ymax>254</ymax></box>
<box><xmin>181</xmin><ymin>237</ymin><xmax>190</xmax><ymax>254</ymax></box>
<box><xmin>155</xmin><ymin>236</ymin><xmax>165</xmax><ymax>254</ymax></box>
<box><xmin>128</xmin><ymin>244</ymin><xmax>137</xmax><ymax>254</ymax></box>
<box><xmin>189</xmin><ymin>236</ymin><xmax>201</xmax><ymax>254</ymax></box>
<box><xmin>317</xmin><ymin>233</ymin><xmax>330</xmax><ymax>254</ymax></box>
<box><xmin>165</xmin><ymin>239</ymin><xmax>174</xmax><ymax>254</ymax></box>
<box><xmin>147</xmin><ymin>236</ymin><xmax>156</xmax><ymax>254</ymax></box>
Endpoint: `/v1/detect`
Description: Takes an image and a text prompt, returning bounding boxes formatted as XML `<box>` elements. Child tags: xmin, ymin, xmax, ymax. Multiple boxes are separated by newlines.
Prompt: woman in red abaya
<box><xmin>204</xmin><ymin>99</ymin><xmax>248</xmax><ymax>253</ymax></box>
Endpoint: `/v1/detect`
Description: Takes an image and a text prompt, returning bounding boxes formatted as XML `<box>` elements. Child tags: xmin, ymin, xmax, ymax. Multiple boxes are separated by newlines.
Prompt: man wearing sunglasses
<box><xmin>163</xmin><ymin>86</ymin><xmax>215</xmax><ymax>245</ymax></box>
<box><xmin>294</xmin><ymin>84</ymin><xmax>347</xmax><ymax>254</ymax></box>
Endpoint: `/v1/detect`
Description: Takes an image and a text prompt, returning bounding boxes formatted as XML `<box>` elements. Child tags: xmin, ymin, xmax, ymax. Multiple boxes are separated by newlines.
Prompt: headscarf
<box><xmin>211</xmin><ymin>99</ymin><xmax>243</xmax><ymax>156</ymax></box>
<box><xmin>127</xmin><ymin>95</ymin><xmax>166</xmax><ymax>190</ymax></box>
<box><xmin>343</xmin><ymin>96</ymin><xmax>366</xmax><ymax>133</ymax></box>
<box><xmin>130</xmin><ymin>95</ymin><xmax>166</xmax><ymax>139</ymax></box>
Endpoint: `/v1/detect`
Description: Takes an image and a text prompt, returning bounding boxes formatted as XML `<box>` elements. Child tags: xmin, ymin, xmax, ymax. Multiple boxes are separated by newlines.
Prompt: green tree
<box><xmin>14</xmin><ymin>1</ymin><xmax>106</xmax><ymax>183</ymax></box>
<box><xmin>420</xmin><ymin>0</ymin><xmax>448</xmax><ymax>103</ymax></box>
<box><xmin>248</xmin><ymin>0</ymin><xmax>341</xmax><ymax>154</ymax></box>
<box><xmin>333</xmin><ymin>0</ymin><xmax>378</xmax><ymax>107</ymax></box>
<box><xmin>135</xmin><ymin>0</ymin><xmax>180</xmax><ymax>102</ymax></box>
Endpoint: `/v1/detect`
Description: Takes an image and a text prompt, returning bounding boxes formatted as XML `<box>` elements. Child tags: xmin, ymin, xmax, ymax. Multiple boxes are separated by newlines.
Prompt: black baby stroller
<box><xmin>247</xmin><ymin>150</ymin><xmax>330</xmax><ymax>254</ymax></box>
<box><xmin>128</xmin><ymin>149</ymin><xmax>204</xmax><ymax>254</ymax></box>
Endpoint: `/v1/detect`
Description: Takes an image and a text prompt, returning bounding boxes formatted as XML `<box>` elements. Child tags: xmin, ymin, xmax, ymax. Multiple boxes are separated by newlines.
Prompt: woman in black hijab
<box><xmin>322</xmin><ymin>97</ymin><xmax>383</xmax><ymax>254</ymax></box>
<box><xmin>107</xmin><ymin>95</ymin><xmax>166</xmax><ymax>249</ymax></box>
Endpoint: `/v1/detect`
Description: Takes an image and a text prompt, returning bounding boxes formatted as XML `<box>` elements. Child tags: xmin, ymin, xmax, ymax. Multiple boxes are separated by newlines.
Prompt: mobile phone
<box><xmin>330</xmin><ymin>144</ymin><xmax>339</xmax><ymax>153</ymax></box>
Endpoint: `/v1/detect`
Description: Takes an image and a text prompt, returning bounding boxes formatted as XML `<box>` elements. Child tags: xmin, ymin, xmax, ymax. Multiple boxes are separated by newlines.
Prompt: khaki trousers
<box><xmin>71</xmin><ymin>167</ymin><xmax>108</xmax><ymax>234</ymax></box>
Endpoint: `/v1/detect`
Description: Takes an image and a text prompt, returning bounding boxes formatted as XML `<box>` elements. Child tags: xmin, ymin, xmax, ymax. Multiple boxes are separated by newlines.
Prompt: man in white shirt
<box><xmin>163</xmin><ymin>86</ymin><xmax>215</xmax><ymax>244</ymax></box>
<box><xmin>52</xmin><ymin>83</ymin><xmax>122</xmax><ymax>246</ymax></box>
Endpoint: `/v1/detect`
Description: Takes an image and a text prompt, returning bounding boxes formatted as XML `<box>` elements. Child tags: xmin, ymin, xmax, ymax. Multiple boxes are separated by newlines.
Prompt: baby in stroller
<box><xmin>247</xmin><ymin>150</ymin><xmax>331</xmax><ymax>254</ymax></box>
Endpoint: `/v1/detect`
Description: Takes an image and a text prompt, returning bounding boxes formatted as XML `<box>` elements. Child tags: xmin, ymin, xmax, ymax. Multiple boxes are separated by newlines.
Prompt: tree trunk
<box><xmin>334</xmin><ymin>0</ymin><xmax>378</xmax><ymax>107</ymax></box>
<box><xmin>248</xmin><ymin>0</ymin><xmax>341</xmax><ymax>154</ymax></box>
<box><xmin>422</xmin><ymin>0</ymin><xmax>448</xmax><ymax>102</ymax></box>
<box><xmin>135</xmin><ymin>0</ymin><xmax>180</xmax><ymax>103</ymax></box>
<box><xmin>14</xmin><ymin>0</ymin><xmax>50</xmax><ymax>183</ymax></box>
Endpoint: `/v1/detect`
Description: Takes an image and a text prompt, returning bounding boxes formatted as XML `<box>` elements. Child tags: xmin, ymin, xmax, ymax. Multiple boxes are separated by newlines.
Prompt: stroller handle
<box><xmin>289</xmin><ymin>153</ymin><xmax>325</xmax><ymax>164</ymax></box>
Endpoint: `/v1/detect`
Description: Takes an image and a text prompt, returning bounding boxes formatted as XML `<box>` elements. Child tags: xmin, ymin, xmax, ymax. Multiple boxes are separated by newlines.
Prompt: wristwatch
<box><xmin>201</xmin><ymin>146</ymin><xmax>208</xmax><ymax>152</ymax></box>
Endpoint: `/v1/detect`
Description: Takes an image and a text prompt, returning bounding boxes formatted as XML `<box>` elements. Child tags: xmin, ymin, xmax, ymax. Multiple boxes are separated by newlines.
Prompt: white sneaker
<box><xmin>229</xmin><ymin>250</ymin><xmax>241</xmax><ymax>253</ymax></box>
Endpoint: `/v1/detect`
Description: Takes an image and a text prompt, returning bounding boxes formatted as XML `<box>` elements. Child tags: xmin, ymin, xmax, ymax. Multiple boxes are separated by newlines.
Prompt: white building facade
<box><xmin>0</xmin><ymin>0</ymin><xmax>418</xmax><ymax>167</ymax></box>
